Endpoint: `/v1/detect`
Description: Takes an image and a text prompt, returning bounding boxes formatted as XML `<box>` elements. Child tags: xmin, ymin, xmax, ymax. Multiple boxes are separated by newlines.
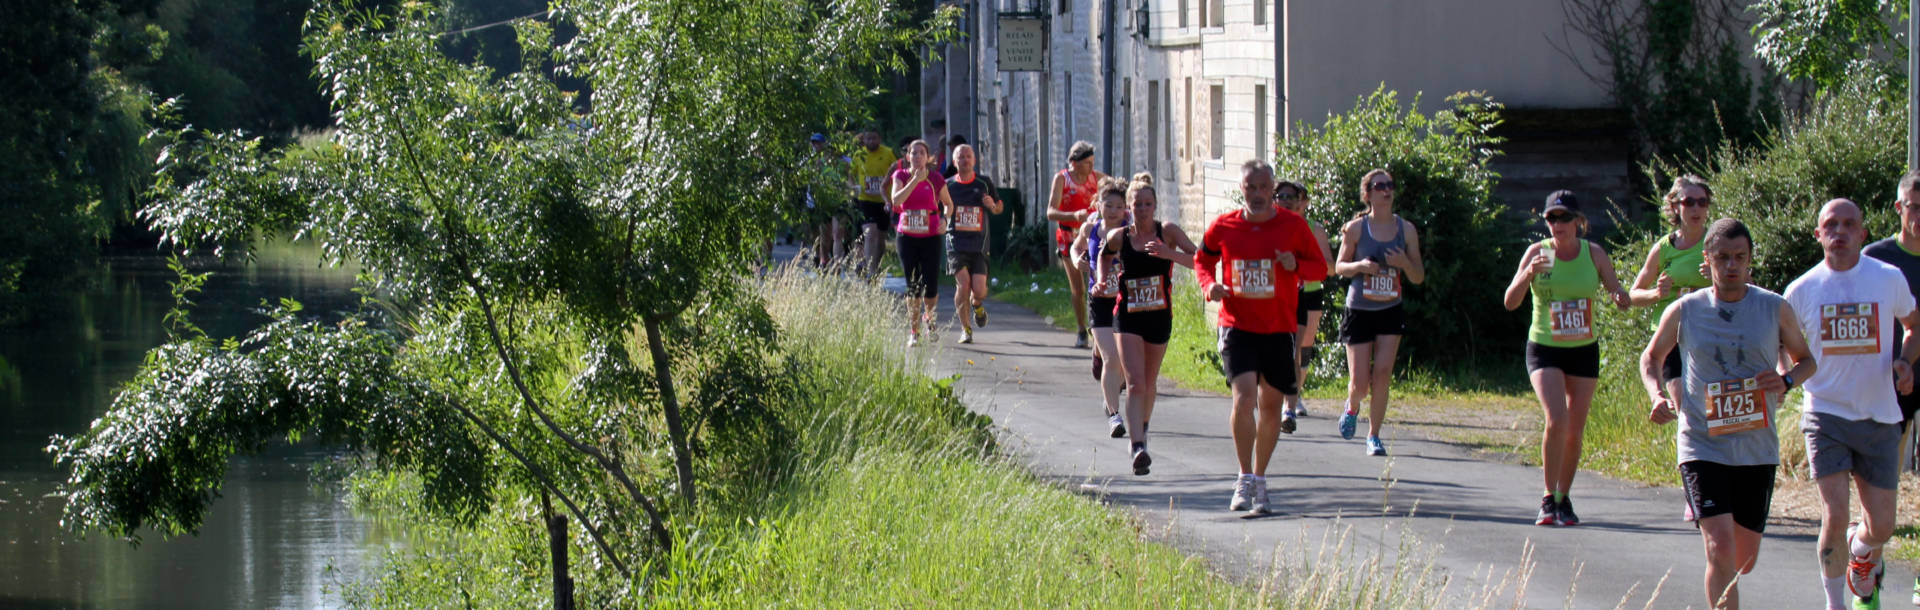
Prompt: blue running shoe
<box><xmin>1338</xmin><ymin>411</ymin><xmax>1358</xmax><ymax>440</ymax></box>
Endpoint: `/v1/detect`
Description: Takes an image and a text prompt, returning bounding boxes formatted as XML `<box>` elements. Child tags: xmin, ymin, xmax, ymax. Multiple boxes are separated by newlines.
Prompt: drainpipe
<box><xmin>1102</xmin><ymin>0</ymin><xmax>1116</xmax><ymax>175</ymax></box>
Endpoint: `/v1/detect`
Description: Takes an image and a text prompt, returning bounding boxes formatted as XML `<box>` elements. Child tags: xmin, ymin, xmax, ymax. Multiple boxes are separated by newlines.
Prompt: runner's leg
<box><xmin>1065</xmin><ymin>261</ymin><xmax>1089</xmax><ymax>334</ymax></box>
<box><xmin>1531</xmin><ymin>368</ymin><xmax>1569</xmax><ymax>494</ymax></box>
<box><xmin>1855</xmin><ymin>474</ymin><xmax>1897</xmax><ymax>555</ymax></box>
<box><xmin>1700</xmin><ymin>514</ymin><xmax>1745</xmax><ymax>609</ymax></box>
<box><xmin>1229</xmin><ymin>371</ymin><xmax>1260</xmax><ymax>473</ymax></box>
<box><xmin>1291</xmin><ymin>310</ymin><xmax>1323</xmax><ymax>413</ymax></box>
<box><xmin>1559</xmin><ymin>375</ymin><xmax>1598</xmax><ymax>495</ymax></box>
<box><xmin>1120</xmin><ymin>333</ymin><xmax>1150</xmax><ymax>442</ymax></box>
<box><xmin>953</xmin><ymin>268</ymin><xmax>973</xmax><ymax>331</ymax></box>
<box><xmin>1093</xmin><ymin>327</ymin><xmax>1124</xmax><ymax>415</ymax></box>
<box><xmin>1366</xmin><ymin>334</ymin><xmax>1402</xmax><ymax>438</ymax></box>
<box><xmin>1141</xmin><ymin>342</ymin><xmax>1167</xmax><ymax>426</ymax></box>
<box><xmin>1815</xmin><ymin>471</ymin><xmax>1852</xmax><ymax>579</ymax></box>
<box><xmin>1346</xmin><ymin>341</ymin><xmax>1374</xmax><ymax>414</ymax></box>
<box><xmin>1252</xmin><ymin>377</ymin><xmax>1284</xmax><ymax>476</ymax></box>
<box><xmin>970</xmin><ymin>270</ymin><xmax>989</xmax><ymax>307</ymax></box>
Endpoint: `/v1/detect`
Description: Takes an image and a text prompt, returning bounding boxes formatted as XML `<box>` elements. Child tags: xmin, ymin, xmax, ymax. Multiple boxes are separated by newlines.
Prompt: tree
<box><xmin>1751</xmin><ymin>0</ymin><xmax>1908</xmax><ymax>96</ymax></box>
<box><xmin>52</xmin><ymin>0</ymin><xmax>945</xmax><ymax>603</ymax></box>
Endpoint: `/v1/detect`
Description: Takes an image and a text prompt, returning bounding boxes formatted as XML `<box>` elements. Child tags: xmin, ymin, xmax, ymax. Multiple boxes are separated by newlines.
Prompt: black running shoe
<box><xmin>1131</xmin><ymin>444</ymin><xmax>1152</xmax><ymax>476</ymax></box>
<box><xmin>1280</xmin><ymin>409</ymin><xmax>1297</xmax><ymax>435</ymax></box>
<box><xmin>1556</xmin><ymin>496</ymin><xmax>1580</xmax><ymax>526</ymax></box>
<box><xmin>1535</xmin><ymin>494</ymin><xmax>1557</xmax><ymax>526</ymax></box>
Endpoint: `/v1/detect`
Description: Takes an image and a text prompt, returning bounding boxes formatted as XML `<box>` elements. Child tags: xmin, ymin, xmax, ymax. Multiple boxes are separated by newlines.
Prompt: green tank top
<box><xmin>1304</xmin><ymin>280</ymin><xmax>1323</xmax><ymax>291</ymax></box>
<box><xmin>1529</xmin><ymin>239</ymin><xmax>1601</xmax><ymax>347</ymax></box>
<box><xmin>1649</xmin><ymin>232</ymin><xmax>1708</xmax><ymax>330</ymax></box>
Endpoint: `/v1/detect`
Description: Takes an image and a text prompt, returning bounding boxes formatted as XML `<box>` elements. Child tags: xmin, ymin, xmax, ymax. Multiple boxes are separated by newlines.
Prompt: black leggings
<box><xmin>898</xmin><ymin>234</ymin><xmax>943</xmax><ymax>299</ymax></box>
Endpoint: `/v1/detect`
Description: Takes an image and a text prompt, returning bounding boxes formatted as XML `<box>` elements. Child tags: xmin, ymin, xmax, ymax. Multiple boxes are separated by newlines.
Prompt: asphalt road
<box><xmin>889</xmin><ymin>271</ymin><xmax>1912</xmax><ymax>609</ymax></box>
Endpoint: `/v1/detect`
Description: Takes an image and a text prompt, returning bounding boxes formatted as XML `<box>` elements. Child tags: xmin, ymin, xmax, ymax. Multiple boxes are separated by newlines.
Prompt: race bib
<box><xmin>901</xmin><ymin>209</ymin><xmax>931</xmax><ymax>234</ymax></box>
<box><xmin>954</xmin><ymin>206</ymin><xmax>984</xmax><ymax>232</ymax></box>
<box><xmin>863</xmin><ymin>176</ymin><xmax>884</xmax><ymax>197</ymax></box>
<box><xmin>1549</xmin><ymin>298</ymin><xmax>1593</xmax><ymax>342</ymax></box>
<box><xmin>1125</xmin><ymin>276</ymin><xmax>1169</xmax><ymax>312</ymax></box>
<box><xmin>1819</xmin><ymin>302</ymin><xmax>1880</xmax><ymax>356</ymax></box>
<box><xmin>1704</xmin><ymin>377</ymin><xmax>1771</xmax><ymax>437</ymax></box>
<box><xmin>1091</xmin><ymin>258</ymin><xmax>1121</xmax><ymax>298</ymax></box>
<box><xmin>1232</xmin><ymin>259</ymin><xmax>1275</xmax><ymax>299</ymax></box>
<box><xmin>1362</xmin><ymin>268</ymin><xmax>1401</xmax><ymax>302</ymax></box>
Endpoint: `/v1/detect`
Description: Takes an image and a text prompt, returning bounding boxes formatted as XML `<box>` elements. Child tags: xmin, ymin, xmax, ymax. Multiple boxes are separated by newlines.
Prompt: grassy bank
<box><xmin>338</xmin><ymin>263</ymin><xmax>1469</xmax><ymax>608</ymax></box>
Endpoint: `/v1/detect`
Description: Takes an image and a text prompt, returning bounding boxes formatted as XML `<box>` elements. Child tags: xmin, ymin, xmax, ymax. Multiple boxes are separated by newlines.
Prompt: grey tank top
<box><xmin>1345</xmin><ymin>214</ymin><xmax>1409</xmax><ymax>311</ymax></box>
<box><xmin>1674</xmin><ymin>286</ymin><xmax>1784</xmax><ymax>466</ymax></box>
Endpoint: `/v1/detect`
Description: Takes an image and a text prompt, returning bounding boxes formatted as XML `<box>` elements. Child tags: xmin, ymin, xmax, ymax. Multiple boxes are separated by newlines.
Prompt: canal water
<box><xmin>0</xmin><ymin>242</ymin><xmax>392</xmax><ymax>609</ymax></box>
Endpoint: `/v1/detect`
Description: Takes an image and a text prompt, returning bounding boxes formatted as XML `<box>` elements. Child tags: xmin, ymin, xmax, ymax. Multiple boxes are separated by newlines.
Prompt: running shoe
<box><xmin>1556</xmin><ymin>496</ymin><xmax>1580</xmax><ymax>526</ymax></box>
<box><xmin>973</xmin><ymin>305</ymin><xmax>989</xmax><ymax>328</ymax></box>
<box><xmin>959</xmin><ymin>328</ymin><xmax>974</xmax><ymax>344</ymax></box>
<box><xmin>1848</xmin><ymin>523</ymin><xmax>1885</xmax><ymax>603</ymax></box>
<box><xmin>906</xmin><ymin>333</ymin><xmax>919</xmax><ymax>348</ymax></box>
<box><xmin>1229</xmin><ymin>476</ymin><xmax>1254</xmax><ymax>512</ymax></box>
<box><xmin>1338</xmin><ymin>411</ymin><xmax>1358</xmax><ymax>440</ymax></box>
<box><xmin>1279</xmin><ymin>409</ymin><xmax>1297</xmax><ymax>434</ymax></box>
<box><xmin>1074</xmin><ymin>329</ymin><xmax>1089</xmax><ymax>349</ymax></box>
<box><xmin>1131</xmin><ymin>444</ymin><xmax>1152</xmax><ymax>476</ymax></box>
<box><xmin>1909</xmin><ymin>575</ymin><xmax>1918</xmax><ymax>605</ymax></box>
<box><xmin>1535</xmin><ymin>494</ymin><xmax>1557</xmax><ymax>526</ymax></box>
<box><xmin>1366</xmin><ymin>436</ymin><xmax>1388</xmax><ymax>456</ymax></box>
<box><xmin>1250</xmin><ymin>477</ymin><xmax>1272</xmax><ymax>515</ymax></box>
<box><xmin>1108</xmin><ymin>413</ymin><xmax>1127</xmax><ymax>438</ymax></box>
<box><xmin>1295</xmin><ymin>404</ymin><xmax>1310</xmax><ymax>418</ymax></box>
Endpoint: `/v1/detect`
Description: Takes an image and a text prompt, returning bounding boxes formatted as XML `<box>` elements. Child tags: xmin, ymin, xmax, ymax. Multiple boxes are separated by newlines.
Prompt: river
<box><xmin>0</xmin><ymin>242</ymin><xmax>391</xmax><ymax>609</ymax></box>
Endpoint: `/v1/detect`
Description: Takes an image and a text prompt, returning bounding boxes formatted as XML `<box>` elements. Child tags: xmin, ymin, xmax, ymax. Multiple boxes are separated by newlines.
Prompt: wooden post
<box><xmin>543</xmin><ymin>493</ymin><xmax>574</xmax><ymax>610</ymax></box>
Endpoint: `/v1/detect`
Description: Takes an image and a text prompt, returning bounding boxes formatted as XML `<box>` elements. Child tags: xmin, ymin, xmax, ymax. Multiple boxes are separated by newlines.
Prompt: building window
<box><xmin>1178</xmin><ymin>0</ymin><xmax>1189</xmax><ymax>29</ymax></box>
<box><xmin>1065</xmin><ymin>73</ymin><xmax>1075</xmax><ymax>146</ymax></box>
<box><xmin>1122</xmin><ymin>77</ymin><xmax>1133</xmax><ymax>176</ymax></box>
<box><xmin>1207</xmin><ymin>0</ymin><xmax>1223</xmax><ymax>27</ymax></box>
<box><xmin>1164</xmin><ymin>81</ymin><xmax>1174</xmax><ymax>160</ymax></box>
<box><xmin>1254</xmin><ymin>0</ymin><xmax>1267</xmax><ymax>25</ymax></box>
<box><xmin>1254</xmin><ymin>84</ymin><xmax>1268</xmax><ymax>162</ymax></box>
<box><xmin>1209</xmin><ymin>83</ymin><xmax>1224</xmax><ymax>160</ymax></box>
<box><xmin>1197</xmin><ymin>0</ymin><xmax>1207</xmax><ymax>29</ymax></box>
<box><xmin>1183</xmin><ymin>78</ymin><xmax>1193</xmax><ymax>159</ymax></box>
<box><xmin>1148</xmin><ymin>80</ymin><xmax>1161</xmax><ymax>176</ymax></box>
<box><xmin>1059</xmin><ymin>0</ymin><xmax>1069</xmax><ymax>14</ymax></box>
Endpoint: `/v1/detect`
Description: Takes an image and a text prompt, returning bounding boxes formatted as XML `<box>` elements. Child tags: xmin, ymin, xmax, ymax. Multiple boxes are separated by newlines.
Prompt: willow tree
<box><xmin>51</xmin><ymin>0</ymin><xmax>940</xmax><ymax>598</ymax></box>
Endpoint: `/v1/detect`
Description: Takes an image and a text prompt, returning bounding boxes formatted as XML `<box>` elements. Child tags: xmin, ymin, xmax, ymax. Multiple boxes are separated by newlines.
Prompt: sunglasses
<box><xmin>1545</xmin><ymin>212</ymin><xmax>1578</xmax><ymax>224</ymax></box>
<box><xmin>1677</xmin><ymin>196</ymin><xmax>1710</xmax><ymax>208</ymax></box>
<box><xmin>1368</xmin><ymin>181</ymin><xmax>1395</xmax><ymax>192</ymax></box>
<box><xmin>1276</xmin><ymin>191</ymin><xmax>1302</xmax><ymax>201</ymax></box>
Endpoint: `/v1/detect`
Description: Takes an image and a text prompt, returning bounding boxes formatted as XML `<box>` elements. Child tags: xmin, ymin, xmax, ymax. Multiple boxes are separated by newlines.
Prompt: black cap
<box><xmin>1274</xmin><ymin>179</ymin><xmax>1306</xmax><ymax>194</ymax></box>
<box><xmin>1544</xmin><ymin>190</ymin><xmax>1578</xmax><ymax>215</ymax></box>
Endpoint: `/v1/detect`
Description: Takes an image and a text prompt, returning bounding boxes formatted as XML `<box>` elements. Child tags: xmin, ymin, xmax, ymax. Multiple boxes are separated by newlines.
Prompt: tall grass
<box><xmin>340</xmin><ymin>263</ymin><xmax>1528</xmax><ymax>608</ymax></box>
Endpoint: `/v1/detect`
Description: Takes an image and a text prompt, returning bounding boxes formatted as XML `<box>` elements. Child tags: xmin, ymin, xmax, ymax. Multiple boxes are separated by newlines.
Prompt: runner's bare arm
<box><xmin>1387</xmin><ymin>220</ymin><xmax>1426</xmax><ymax>284</ymax></box>
<box><xmin>937</xmin><ymin>185</ymin><xmax>956</xmax><ymax>234</ymax></box>
<box><xmin>1641</xmin><ymin>304</ymin><xmax>1684</xmax><ymax>423</ymax></box>
<box><xmin>1895</xmin><ymin>309</ymin><xmax>1920</xmax><ymax>394</ymax></box>
<box><xmin>1503</xmin><ymin>242</ymin><xmax>1544</xmax><ymax>311</ymax></box>
<box><xmin>1628</xmin><ymin>245</ymin><xmax>1669</xmax><ymax>306</ymax></box>
<box><xmin>1592</xmin><ymin>242</ymin><xmax>1632</xmax><ymax>309</ymax></box>
<box><xmin>1309</xmin><ymin>222</ymin><xmax>1334</xmax><ymax>275</ymax></box>
<box><xmin>1332</xmin><ymin>220</ymin><xmax>1377</xmax><ymax>277</ymax></box>
<box><xmin>1776</xmin><ymin>300</ymin><xmax>1817</xmax><ymax>395</ymax></box>
<box><xmin>1070</xmin><ymin>223</ymin><xmax>1094</xmax><ymax>272</ymax></box>
<box><xmin>1194</xmin><ymin>224</ymin><xmax>1228</xmax><ymax>301</ymax></box>
<box><xmin>1154</xmin><ymin>223</ymin><xmax>1199</xmax><ymax>269</ymax></box>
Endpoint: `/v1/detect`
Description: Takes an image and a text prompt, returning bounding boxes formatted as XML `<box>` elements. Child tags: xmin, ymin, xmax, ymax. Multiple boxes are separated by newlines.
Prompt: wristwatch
<box><xmin>1782</xmin><ymin>373</ymin><xmax>1797</xmax><ymax>392</ymax></box>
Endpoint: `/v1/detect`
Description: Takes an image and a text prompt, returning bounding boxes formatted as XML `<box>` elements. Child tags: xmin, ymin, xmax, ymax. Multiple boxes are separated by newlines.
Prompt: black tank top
<box><xmin>1119</xmin><ymin>222</ymin><xmax>1172</xmax><ymax>282</ymax></box>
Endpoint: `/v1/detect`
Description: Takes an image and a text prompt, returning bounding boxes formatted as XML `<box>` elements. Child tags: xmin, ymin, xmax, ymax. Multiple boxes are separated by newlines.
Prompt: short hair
<box><xmin>1703</xmin><ymin>218</ymin><xmax>1752</xmax><ymax>253</ymax></box>
<box><xmin>1898</xmin><ymin>170</ymin><xmax>1920</xmax><ymax>202</ymax></box>
<box><xmin>1069</xmin><ymin>141</ymin><xmax>1096</xmax><ymax>162</ymax></box>
<box><xmin>1240</xmin><ymin>159</ymin><xmax>1274</xmax><ymax>178</ymax></box>
<box><xmin>948</xmin><ymin>134</ymin><xmax>968</xmax><ymax>148</ymax></box>
<box><xmin>1098</xmin><ymin>175</ymin><xmax>1129</xmax><ymax>202</ymax></box>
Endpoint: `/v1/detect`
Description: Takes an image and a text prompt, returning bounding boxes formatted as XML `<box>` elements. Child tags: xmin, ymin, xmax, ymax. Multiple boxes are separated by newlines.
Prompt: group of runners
<box><xmin>815</xmin><ymin>129</ymin><xmax>1920</xmax><ymax>609</ymax></box>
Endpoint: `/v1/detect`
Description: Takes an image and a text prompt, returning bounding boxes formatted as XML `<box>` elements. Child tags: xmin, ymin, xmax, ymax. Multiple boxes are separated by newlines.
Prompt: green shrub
<box><xmin>1276</xmin><ymin>88</ymin><xmax>1530</xmax><ymax>368</ymax></box>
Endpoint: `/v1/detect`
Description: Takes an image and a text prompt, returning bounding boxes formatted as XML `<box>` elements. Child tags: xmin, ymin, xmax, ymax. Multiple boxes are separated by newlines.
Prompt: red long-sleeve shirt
<box><xmin>1194</xmin><ymin>208</ymin><xmax>1328</xmax><ymax>334</ymax></box>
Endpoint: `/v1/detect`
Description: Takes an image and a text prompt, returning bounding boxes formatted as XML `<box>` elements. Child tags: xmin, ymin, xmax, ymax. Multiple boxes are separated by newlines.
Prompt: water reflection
<box><xmin>0</xmin><ymin>243</ymin><xmax>390</xmax><ymax>609</ymax></box>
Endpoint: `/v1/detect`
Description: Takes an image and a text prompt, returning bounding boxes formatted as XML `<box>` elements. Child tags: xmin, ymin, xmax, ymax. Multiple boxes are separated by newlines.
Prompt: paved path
<box><xmin>882</xmin><ymin>273</ymin><xmax>1914</xmax><ymax>609</ymax></box>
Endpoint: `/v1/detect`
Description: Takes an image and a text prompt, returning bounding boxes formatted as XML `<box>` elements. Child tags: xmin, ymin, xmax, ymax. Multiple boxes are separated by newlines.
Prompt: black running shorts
<box><xmin>1525</xmin><ymin>341</ymin><xmax>1600</xmax><ymax>379</ymax></box>
<box><xmin>1218</xmin><ymin>327</ymin><xmax>1298</xmax><ymax>393</ymax></box>
<box><xmin>1679</xmin><ymin>460</ymin><xmax>1775</xmax><ymax>533</ymax></box>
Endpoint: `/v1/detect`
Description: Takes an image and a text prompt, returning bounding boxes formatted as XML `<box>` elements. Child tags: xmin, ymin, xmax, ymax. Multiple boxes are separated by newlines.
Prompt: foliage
<box><xmin>1751</xmin><ymin>0</ymin><xmax>1908</xmax><ymax>96</ymax></box>
<box><xmin>1556</xmin><ymin>0</ymin><xmax>1781</xmax><ymax>164</ymax></box>
<box><xmin>49</xmin><ymin>305</ymin><xmax>492</xmax><ymax>540</ymax></box>
<box><xmin>1001</xmin><ymin>222</ymin><xmax>1054</xmax><ymax>273</ymax></box>
<box><xmin>1277</xmin><ymin>88</ymin><xmax>1528</xmax><ymax>366</ymax></box>
<box><xmin>57</xmin><ymin>0</ymin><xmax>949</xmax><ymax>598</ymax></box>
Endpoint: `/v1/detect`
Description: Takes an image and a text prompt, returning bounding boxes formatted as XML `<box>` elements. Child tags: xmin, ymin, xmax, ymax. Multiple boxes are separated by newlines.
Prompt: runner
<box><xmin>1630</xmin><ymin>174</ymin><xmax>1715</xmax><ymax>406</ymax></box>
<box><xmin>943</xmin><ymin>144</ymin><xmax>1002</xmax><ymax>344</ymax></box>
<box><xmin>805</xmin><ymin>133</ymin><xmax>851</xmax><ymax>268</ymax></box>
<box><xmin>1641</xmin><ymin>218</ymin><xmax>1816</xmax><ymax>610</ymax></box>
<box><xmin>1046</xmin><ymin>141</ymin><xmax>1109</xmax><ymax>349</ymax></box>
<box><xmin>1195</xmin><ymin>160</ymin><xmax>1328</xmax><ymax>512</ymax></box>
<box><xmin>1275</xmin><ymin>179</ymin><xmax>1333</xmax><ymax>430</ymax></box>
<box><xmin>1072</xmin><ymin>178</ymin><xmax>1132</xmax><ymax>438</ymax></box>
<box><xmin>1335</xmin><ymin>168</ymin><xmax>1426</xmax><ymax>456</ymax></box>
<box><xmin>1097</xmin><ymin>173</ymin><xmax>1197</xmax><ymax>476</ymax></box>
<box><xmin>1859</xmin><ymin>171</ymin><xmax>1920</xmax><ymax>606</ymax></box>
<box><xmin>889</xmin><ymin>140</ymin><xmax>952</xmax><ymax>347</ymax></box>
<box><xmin>1782</xmin><ymin>199</ymin><xmax>1920</xmax><ymax>610</ymax></box>
<box><xmin>849</xmin><ymin>131</ymin><xmax>897</xmax><ymax>277</ymax></box>
<box><xmin>1502</xmin><ymin>191</ymin><xmax>1631</xmax><ymax>526</ymax></box>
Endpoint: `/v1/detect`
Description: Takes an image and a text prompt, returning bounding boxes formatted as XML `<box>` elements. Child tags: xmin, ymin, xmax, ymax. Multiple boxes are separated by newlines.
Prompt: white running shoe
<box><xmin>959</xmin><ymin>329</ymin><xmax>974</xmax><ymax>344</ymax></box>
<box><xmin>1250</xmin><ymin>478</ymin><xmax>1271</xmax><ymax>514</ymax></box>
<box><xmin>1229</xmin><ymin>476</ymin><xmax>1255</xmax><ymax>512</ymax></box>
<box><xmin>906</xmin><ymin>333</ymin><xmax>919</xmax><ymax>348</ymax></box>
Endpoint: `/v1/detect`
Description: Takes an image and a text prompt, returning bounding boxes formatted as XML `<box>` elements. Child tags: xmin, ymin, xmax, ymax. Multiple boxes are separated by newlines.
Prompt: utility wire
<box><xmin>433</xmin><ymin>9</ymin><xmax>552</xmax><ymax>39</ymax></box>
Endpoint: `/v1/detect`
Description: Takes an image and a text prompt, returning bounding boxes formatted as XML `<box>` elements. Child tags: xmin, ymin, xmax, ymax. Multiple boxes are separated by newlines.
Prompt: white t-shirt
<box><xmin>1784</xmin><ymin>256</ymin><xmax>1918</xmax><ymax>423</ymax></box>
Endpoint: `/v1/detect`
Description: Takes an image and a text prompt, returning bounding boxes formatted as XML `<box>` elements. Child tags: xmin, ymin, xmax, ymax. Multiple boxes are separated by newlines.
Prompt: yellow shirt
<box><xmin>851</xmin><ymin>146</ymin><xmax>897</xmax><ymax>203</ymax></box>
